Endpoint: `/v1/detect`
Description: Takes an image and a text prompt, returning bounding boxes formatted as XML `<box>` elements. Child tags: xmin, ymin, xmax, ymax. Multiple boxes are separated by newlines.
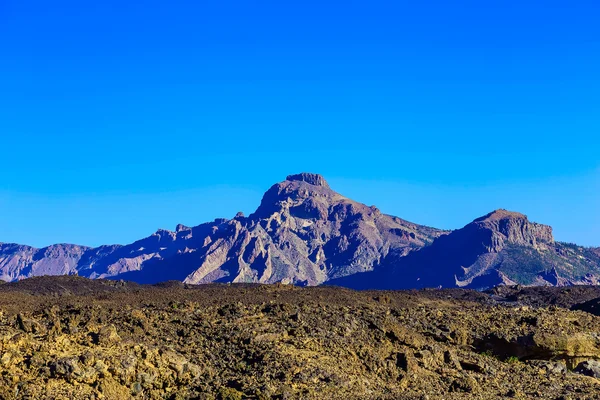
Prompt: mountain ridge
<box><xmin>1</xmin><ymin>173</ymin><xmax>598</xmax><ymax>289</ymax></box>
<box><xmin>329</xmin><ymin>209</ymin><xmax>600</xmax><ymax>290</ymax></box>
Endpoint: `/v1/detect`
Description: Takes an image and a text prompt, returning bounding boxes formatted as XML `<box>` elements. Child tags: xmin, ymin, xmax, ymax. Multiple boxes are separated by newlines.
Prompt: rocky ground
<box><xmin>2</xmin><ymin>277</ymin><xmax>600</xmax><ymax>399</ymax></box>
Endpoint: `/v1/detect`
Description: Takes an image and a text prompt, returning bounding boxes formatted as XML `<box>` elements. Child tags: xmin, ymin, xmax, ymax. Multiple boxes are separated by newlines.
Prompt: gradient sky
<box><xmin>1</xmin><ymin>0</ymin><xmax>599</xmax><ymax>248</ymax></box>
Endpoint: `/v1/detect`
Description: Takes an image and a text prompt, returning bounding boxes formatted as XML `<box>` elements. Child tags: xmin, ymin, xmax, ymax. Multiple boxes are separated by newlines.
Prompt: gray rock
<box><xmin>50</xmin><ymin>357</ymin><xmax>83</xmax><ymax>379</ymax></box>
<box><xmin>574</xmin><ymin>360</ymin><xmax>600</xmax><ymax>378</ymax></box>
<box><xmin>528</xmin><ymin>360</ymin><xmax>568</xmax><ymax>375</ymax></box>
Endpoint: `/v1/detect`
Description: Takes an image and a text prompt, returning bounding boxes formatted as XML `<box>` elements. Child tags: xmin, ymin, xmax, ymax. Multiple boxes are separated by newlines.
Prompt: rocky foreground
<box><xmin>2</xmin><ymin>278</ymin><xmax>600</xmax><ymax>399</ymax></box>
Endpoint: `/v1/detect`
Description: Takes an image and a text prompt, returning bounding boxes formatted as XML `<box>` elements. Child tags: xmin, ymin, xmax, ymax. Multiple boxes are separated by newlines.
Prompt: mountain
<box><xmin>330</xmin><ymin>209</ymin><xmax>600</xmax><ymax>290</ymax></box>
<box><xmin>0</xmin><ymin>173</ymin><xmax>445</xmax><ymax>285</ymax></box>
<box><xmin>0</xmin><ymin>243</ymin><xmax>90</xmax><ymax>281</ymax></box>
<box><xmin>1</xmin><ymin>173</ymin><xmax>598</xmax><ymax>288</ymax></box>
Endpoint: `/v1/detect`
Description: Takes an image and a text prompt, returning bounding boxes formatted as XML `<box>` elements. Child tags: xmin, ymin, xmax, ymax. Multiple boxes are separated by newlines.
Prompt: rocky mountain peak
<box><xmin>329</xmin><ymin>209</ymin><xmax>580</xmax><ymax>291</ymax></box>
<box><xmin>285</xmin><ymin>173</ymin><xmax>330</xmax><ymax>188</ymax></box>
<box><xmin>175</xmin><ymin>224</ymin><xmax>190</xmax><ymax>233</ymax></box>
<box><xmin>468</xmin><ymin>209</ymin><xmax>554</xmax><ymax>253</ymax></box>
<box><xmin>474</xmin><ymin>209</ymin><xmax>527</xmax><ymax>222</ymax></box>
<box><xmin>252</xmin><ymin>173</ymin><xmax>339</xmax><ymax>219</ymax></box>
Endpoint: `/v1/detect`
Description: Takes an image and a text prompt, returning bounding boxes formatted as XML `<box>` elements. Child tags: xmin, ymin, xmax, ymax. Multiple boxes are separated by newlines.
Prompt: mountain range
<box><xmin>1</xmin><ymin>173</ymin><xmax>598</xmax><ymax>289</ymax></box>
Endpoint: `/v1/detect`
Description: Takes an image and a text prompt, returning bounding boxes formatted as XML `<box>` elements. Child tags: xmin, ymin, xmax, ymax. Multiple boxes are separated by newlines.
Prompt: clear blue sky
<box><xmin>1</xmin><ymin>1</ymin><xmax>598</xmax><ymax>248</ymax></box>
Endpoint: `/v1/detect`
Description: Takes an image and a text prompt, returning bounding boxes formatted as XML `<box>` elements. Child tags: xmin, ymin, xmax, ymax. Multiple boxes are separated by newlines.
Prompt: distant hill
<box><xmin>1</xmin><ymin>173</ymin><xmax>598</xmax><ymax>289</ymax></box>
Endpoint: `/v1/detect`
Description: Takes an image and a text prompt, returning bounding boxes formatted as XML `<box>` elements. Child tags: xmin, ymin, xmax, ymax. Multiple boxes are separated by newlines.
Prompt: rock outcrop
<box><xmin>470</xmin><ymin>209</ymin><xmax>554</xmax><ymax>252</ymax></box>
<box><xmin>285</xmin><ymin>172</ymin><xmax>330</xmax><ymax>188</ymax></box>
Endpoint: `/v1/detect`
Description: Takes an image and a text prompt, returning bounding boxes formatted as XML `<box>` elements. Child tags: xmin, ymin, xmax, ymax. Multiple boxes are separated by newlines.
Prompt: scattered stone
<box><xmin>574</xmin><ymin>360</ymin><xmax>600</xmax><ymax>378</ymax></box>
<box><xmin>96</xmin><ymin>324</ymin><xmax>121</xmax><ymax>345</ymax></box>
<box><xmin>528</xmin><ymin>360</ymin><xmax>568</xmax><ymax>375</ymax></box>
<box><xmin>16</xmin><ymin>313</ymin><xmax>44</xmax><ymax>334</ymax></box>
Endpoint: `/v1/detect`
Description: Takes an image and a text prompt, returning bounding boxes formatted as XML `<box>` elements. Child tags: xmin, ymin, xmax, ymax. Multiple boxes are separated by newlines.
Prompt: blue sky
<box><xmin>0</xmin><ymin>0</ymin><xmax>599</xmax><ymax>247</ymax></box>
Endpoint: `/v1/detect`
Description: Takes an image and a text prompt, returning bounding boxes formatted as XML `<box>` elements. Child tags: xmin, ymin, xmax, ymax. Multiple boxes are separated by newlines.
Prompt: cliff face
<box><xmin>471</xmin><ymin>210</ymin><xmax>554</xmax><ymax>253</ymax></box>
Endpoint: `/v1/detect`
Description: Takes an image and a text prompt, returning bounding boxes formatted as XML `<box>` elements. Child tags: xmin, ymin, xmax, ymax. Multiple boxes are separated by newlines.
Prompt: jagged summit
<box><xmin>175</xmin><ymin>224</ymin><xmax>190</xmax><ymax>233</ymax></box>
<box><xmin>285</xmin><ymin>173</ymin><xmax>330</xmax><ymax>188</ymax></box>
<box><xmin>469</xmin><ymin>209</ymin><xmax>554</xmax><ymax>251</ymax></box>
<box><xmin>252</xmin><ymin>173</ymin><xmax>340</xmax><ymax>219</ymax></box>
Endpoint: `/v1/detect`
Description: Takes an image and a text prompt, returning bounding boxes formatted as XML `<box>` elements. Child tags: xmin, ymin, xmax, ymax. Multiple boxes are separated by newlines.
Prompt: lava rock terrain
<box><xmin>1</xmin><ymin>277</ymin><xmax>600</xmax><ymax>399</ymax></box>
